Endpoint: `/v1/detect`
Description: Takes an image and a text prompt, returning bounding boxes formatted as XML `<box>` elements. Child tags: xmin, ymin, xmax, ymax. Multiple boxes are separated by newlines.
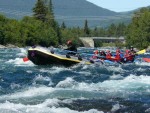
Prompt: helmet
<box><xmin>67</xmin><ymin>40</ymin><xmax>72</xmax><ymax>45</ymax></box>
<box><xmin>106</xmin><ymin>50</ymin><xmax>110</xmax><ymax>53</ymax></box>
<box><xmin>94</xmin><ymin>50</ymin><xmax>99</xmax><ymax>54</ymax></box>
<box><xmin>116</xmin><ymin>49</ymin><xmax>120</xmax><ymax>53</ymax></box>
<box><xmin>125</xmin><ymin>49</ymin><xmax>130</xmax><ymax>53</ymax></box>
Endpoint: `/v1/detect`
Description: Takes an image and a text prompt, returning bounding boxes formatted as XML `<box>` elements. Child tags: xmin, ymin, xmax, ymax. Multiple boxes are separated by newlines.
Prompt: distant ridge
<box><xmin>0</xmin><ymin>0</ymin><xmax>132</xmax><ymax>27</ymax></box>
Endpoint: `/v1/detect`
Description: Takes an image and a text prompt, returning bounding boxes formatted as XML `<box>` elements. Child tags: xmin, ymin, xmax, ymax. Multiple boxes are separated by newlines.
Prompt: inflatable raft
<box><xmin>27</xmin><ymin>47</ymin><xmax>91</xmax><ymax>67</ymax></box>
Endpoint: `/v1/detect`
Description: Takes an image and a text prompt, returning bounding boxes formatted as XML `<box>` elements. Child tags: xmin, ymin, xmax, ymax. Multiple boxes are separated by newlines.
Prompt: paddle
<box><xmin>136</xmin><ymin>49</ymin><xmax>146</xmax><ymax>55</ymax></box>
<box><xmin>23</xmin><ymin>57</ymin><xmax>29</xmax><ymax>62</ymax></box>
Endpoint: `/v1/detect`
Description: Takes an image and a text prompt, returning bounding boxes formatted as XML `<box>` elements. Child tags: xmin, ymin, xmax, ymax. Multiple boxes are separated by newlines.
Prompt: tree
<box><xmin>84</xmin><ymin>20</ymin><xmax>90</xmax><ymax>36</ymax></box>
<box><xmin>45</xmin><ymin>0</ymin><xmax>62</xmax><ymax>44</ymax></box>
<box><xmin>107</xmin><ymin>23</ymin><xmax>116</xmax><ymax>37</ymax></box>
<box><xmin>116</xmin><ymin>23</ymin><xmax>126</xmax><ymax>37</ymax></box>
<box><xmin>126</xmin><ymin>8</ymin><xmax>150</xmax><ymax>49</ymax></box>
<box><xmin>61</xmin><ymin>21</ymin><xmax>66</xmax><ymax>29</ymax></box>
<box><xmin>0</xmin><ymin>15</ymin><xmax>8</xmax><ymax>45</ymax></box>
<box><xmin>33</xmin><ymin>0</ymin><xmax>48</xmax><ymax>22</ymax></box>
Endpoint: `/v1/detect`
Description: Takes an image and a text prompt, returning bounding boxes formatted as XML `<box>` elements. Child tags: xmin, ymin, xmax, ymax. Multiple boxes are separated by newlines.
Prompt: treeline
<box><xmin>126</xmin><ymin>8</ymin><xmax>150</xmax><ymax>49</ymax></box>
<box><xmin>0</xmin><ymin>0</ymin><xmax>150</xmax><ymax>49</ymax></box>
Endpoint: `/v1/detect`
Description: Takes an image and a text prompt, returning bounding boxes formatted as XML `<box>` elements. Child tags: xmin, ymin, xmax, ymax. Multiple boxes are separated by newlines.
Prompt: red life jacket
<box><xmin>115</xmin><ymin>52</ymin><xmax>121</xmax><ymax>61</ymax></box>
<box><xmin>124</xmin><ymin>50</ymin><xmax>134</xmax><ymax>62</ymax></box>
<box><xmin>106</xmin><ymin>53</ymin><xmax>112</xmax><ymax>59</ymax></box>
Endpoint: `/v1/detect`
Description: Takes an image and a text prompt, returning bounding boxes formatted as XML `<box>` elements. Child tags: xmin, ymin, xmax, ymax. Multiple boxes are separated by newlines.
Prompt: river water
<box><xmin>0</xmin><ymin>47</ymin><xmax>150</xmax><ymax>113</ymax></box>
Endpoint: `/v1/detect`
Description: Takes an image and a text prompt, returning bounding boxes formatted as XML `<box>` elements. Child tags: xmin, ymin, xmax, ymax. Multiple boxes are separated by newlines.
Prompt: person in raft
<box><xmin>99</xmin><ymin>50</ymin><xmax>106</xmax><ymax>57</ymax></box>
<box><xmin>106</xmin><ymin>50</ymin><xmax>112</xmax><ymax>59</ymax></box>
<box><xmin>123</xmin><ymin>49</ymin><xmax>135</xmax><ymax>62</ymax></box>
<box><xmin>130</xmin><ymin>46</ymin><xmax>136</xmax><ymax>54</ymax></box>
<box><xmin>115</xmin><ymin>49</ymin><xmax>122</xmax><ymax>62</ymax></box>
<box><xmin>106</xmin><ymin>49</ymin><xmax>123</xmax><ymax>62</ymax></box>
<box><xmin>92</xmin><ymin>50</ymin><xmax>99</xmax><ymax>59</ymax></box>
<box><xmin>65</xmin><ymin>40</ymin><xmax>77</xmax><ymax>55</ymax></box>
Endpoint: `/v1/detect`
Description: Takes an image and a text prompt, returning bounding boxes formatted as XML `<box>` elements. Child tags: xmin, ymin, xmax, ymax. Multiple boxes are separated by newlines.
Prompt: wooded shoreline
<box><xmin>0</xmin><ymin>44</ymin><xmax>18</xmax><ymax>48</ymax></box>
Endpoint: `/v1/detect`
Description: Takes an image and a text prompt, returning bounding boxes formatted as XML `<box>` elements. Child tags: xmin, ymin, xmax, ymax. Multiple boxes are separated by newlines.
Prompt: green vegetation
<box><xmin>126</xmin><ymin>8</ymin><xmax>150</xmax><ymax>49</ymax></box>
<box><xmin>0</xmin><ymin>0</ymin><xmax>150</xmax><ymax>49</ymax></box>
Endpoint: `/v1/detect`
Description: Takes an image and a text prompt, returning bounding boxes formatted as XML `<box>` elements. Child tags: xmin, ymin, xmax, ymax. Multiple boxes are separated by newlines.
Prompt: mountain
<box><xmin>0</xmin><ymin>0</ymin><xmax>132</xmax><ymax>27</ymax></box>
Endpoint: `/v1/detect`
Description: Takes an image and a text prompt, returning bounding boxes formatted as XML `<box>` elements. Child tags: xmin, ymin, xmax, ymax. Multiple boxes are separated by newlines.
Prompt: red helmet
<box><xmin>126</xmin><ymin>49</ymin><xmax>130</xmax><ymax>53</ymax></box>
<box><xmin>116</xmin><ymin>49</ymin><xmax>120</xmax><ymax>53</ymax></box>
<box><xmin>106</xmin><ymin>50</ymin><xmax>110</xmax><ymax>53</ymax></box>
<box><xmin>94</xmin><ymin>50</ymin><xmax>99</xmax><ymax>54</ymax></box>
<box><xmin>125</xmin><ymin>50</ymin><xmax>129</xmax><ymax>53</ymax></box>
<box><xmin>67</xmin><ymin>40</ymin><xmax>72</xmax><ymax>45</ymax></box>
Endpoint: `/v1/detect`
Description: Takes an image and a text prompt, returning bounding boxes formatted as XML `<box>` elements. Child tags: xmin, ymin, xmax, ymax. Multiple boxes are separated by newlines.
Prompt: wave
<box><xmin>6</xmin><ymin>58</ymin><xmax>34</xmax><ymax>67</ymax></box>
<box><xmin>0</xmin><ymin>100</ymin><xmax>101</xmax><ymax>113</ymax></box>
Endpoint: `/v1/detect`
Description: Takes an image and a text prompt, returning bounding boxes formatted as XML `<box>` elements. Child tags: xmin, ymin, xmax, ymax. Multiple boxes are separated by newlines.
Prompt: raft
<box><xmin>142</xmin><ymin>58</ymin><xmax>150</xmax><ymax>63</ymax></box>
<box><xmin>27</xmin><ymin>47</ymin><xmax>91</xmax><ymax>67</ymax></box>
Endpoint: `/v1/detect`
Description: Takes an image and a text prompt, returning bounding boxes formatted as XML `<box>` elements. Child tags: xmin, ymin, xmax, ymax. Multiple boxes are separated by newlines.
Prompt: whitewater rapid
<box><xmin>0</xmin><ymin>47</ymin><xmax>149</xmax><ymax>113</ymax></box>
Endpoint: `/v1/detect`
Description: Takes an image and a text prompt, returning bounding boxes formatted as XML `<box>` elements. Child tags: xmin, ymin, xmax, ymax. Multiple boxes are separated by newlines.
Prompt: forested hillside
<box><xmin>0</xmin><ymin>0</ymin><xmax>149</xmax><ymax>49</ymax></box>
<box><xmin>0</xmin><ymin>0</ymin><xmax>131</xmax><ymax>27</ymax></box>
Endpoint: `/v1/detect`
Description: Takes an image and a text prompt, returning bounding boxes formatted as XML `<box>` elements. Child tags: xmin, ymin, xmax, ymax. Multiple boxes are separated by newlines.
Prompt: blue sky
<box><xmin>86</xmin><ymin>0</ymin><xmax>150</xmax><ymax>12</ymax></box>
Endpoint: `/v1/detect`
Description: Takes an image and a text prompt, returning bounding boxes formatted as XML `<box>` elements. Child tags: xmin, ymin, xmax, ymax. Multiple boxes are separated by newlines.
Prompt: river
<box><xmin>0</xmin><ymin>47</ymin><xmax>150</xmax><ymax>113</ymax></box>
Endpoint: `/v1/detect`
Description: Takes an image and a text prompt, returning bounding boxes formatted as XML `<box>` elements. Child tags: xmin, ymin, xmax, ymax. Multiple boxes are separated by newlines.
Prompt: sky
<box><xmin>86</xmin><ymin>0</ymin><xmax>150</xmax><ymax>12</ymax></box>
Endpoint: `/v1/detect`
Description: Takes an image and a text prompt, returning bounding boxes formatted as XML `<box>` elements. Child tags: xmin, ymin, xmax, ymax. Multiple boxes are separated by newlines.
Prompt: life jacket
<box><xmin>94</xmin><ymin>50</ymin><xmax>99</xmax><ymax>55</ymax></box>
<box><xmin>92</xmin><ymin>50</ymin><xmax>99</xmax><ymax>59</ymax></box>
<box><xmin>115</xmin><ymin>52</ymin><xmax>121</xmax><ymax>61</ymax></box>
<box><xmin>124</xmin><ymin>50</ymin><xmax>134</xmax><ymax>62</ymax></box>
<box><xmin>115</xmin><ymin>49</ymin><xmax>122</xmax><ymax>61</ymax></box>
<box><xmin>106</xmin><ymin>51</ymin><xmax>112</xmax><ymax>59</ymax></box>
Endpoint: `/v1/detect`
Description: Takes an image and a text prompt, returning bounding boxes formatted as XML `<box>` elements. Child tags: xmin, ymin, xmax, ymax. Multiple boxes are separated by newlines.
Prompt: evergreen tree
<box><xmin>33</xmin><ymin>0</ymin><xmax>48</xmax><ymax>22</ymax></box>
<box><xmin>84</xmin><ymin>20</ymin><xmax>90</xmax><ymax>36</ymax></box>
<box><xmin>45</xmin><ymin>0</ymin><xmax>62</xmax><ymax>44</ymax></box>
<box><xmin>107</xmin><ymin>23</ymin><xmax>116</xmax><ymax>37</ymax></box>
<box><xmin>0</xmin><ymin>15</ymin><xmax>7</xmax><ymax>45</ymax></box>
<box><xmin>116</xmin><ymin>23</ymin><xmax>126</xmax><ymax>37</ymax></box>
<box><xmin>45</xmin><ymin>0</ymin><xmax>55</xmax><ymax>27</ymax></box>
<box><xmin>61</xmin><ymin>21</ymin><xmax>66</xmax><ymax>29</ymax></box>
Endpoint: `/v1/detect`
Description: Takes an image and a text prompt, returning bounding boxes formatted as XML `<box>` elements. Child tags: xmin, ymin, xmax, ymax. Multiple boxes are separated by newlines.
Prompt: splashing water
<box><xmin>0</xmin><ymin>48</ymin><xmax>150</xmax><ymax>113</ymax></box>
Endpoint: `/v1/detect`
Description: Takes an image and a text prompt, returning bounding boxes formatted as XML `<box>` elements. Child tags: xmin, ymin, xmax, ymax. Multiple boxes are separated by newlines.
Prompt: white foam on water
<box><xmin>106</xmin><ymin>65</ymin><xmax>124</xmax><ymax>72</ymax></box>
<box><xmin>19</xmin><ymin>48</ymin><xmax>27</xmax><ymax>53</ymax></box>
<box><xmin>0</xmin><ymin>74</ymin><xmax>149</xmax><ymax>102</ymax></box>
<box><xmin>0</xmin><ymin>100</ymin><xmax>102</xmax><ymax>113</ymax></box>
<box><xmin>136</xmin><ymin>67</ymin><xmax>146</xmax><ymax>72</ymax></box>
<box><xmin>135</xmin><ymin>61</ymin><xmax>150</xmax><ymax>66</ymax></box>
<box><xmin>6</xmin><ymin>58</ymin><xmax>34</xmax><ymax>67</ymax></box>
<box><xmin>40</xmin><ymin>66</ymin><xmax>71</xmax><ymax>74</ymax></box>
<box><xmin>109</xmin><ymin>74</ymin><xmax>124</xmax><ymax>80</ymax></box>
<box><xmin>77</xmin><ymin>71</ymin><xmax>91</xmax><ymax>76</ymax></box>
<box><xmin>56</xmin><ymin>77</ymin><xmax>77</xmax><ymax>88</ymax></box>
<box><xmin>56</xmin><ymin>74</ymin><xmax>150</xmax><ymax>96</ymax></box>
<box><xmin>145</xmin><ymin>108</ymin><xmax>150</xmax><ymax>113</ymax></box>
<box><xmin>111</xmin><ymin>103</ymin><xmax>125</xmax><ymax>112</ymax></box>
<box><xmin>56</xmin><ymin>77</ymin><xmax>96</xmax><ymax>92</ymax></box>
<box><xmin>33</xmin><ymin>74</ymin><xmax>53</xmax><ymax>86</ymax></box>
<box><xmin>10</xmin><ymin>83</ymin><xmax>21</xmax><ymax>89</ymax></box>
<box><xmin>82</xmin><ymin>65</ymin><xmax>89</xmax><ymax>70</ymax></box>
<box><xmin>0</xmin><ymin>86</ymin><xmax>55</xmax><ymax>101</ymax></box>
<box><xmin>34</xmin><ymin>74</ymin><xmax>52</xmax><ymax>82</ymax></box>
<box><xmin>26</xmin><ymin>70</ymin><xmax>33</xmax><ymax>73</ymax></box>
<box><xmin>99</xmin><ymin>74</ymin><xmax>150</xmax><ymax>95</ymax></box>
<box><xmin>16</xmin><ymin>48</ymin><xmax>27</xmax><ymax>57</ymax></box>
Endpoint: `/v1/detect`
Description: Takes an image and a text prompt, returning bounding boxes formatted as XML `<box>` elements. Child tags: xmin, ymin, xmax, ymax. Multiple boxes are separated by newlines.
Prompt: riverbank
<box><xmin>0</xmin><ymin>44</ymin><xmax>18</xmax><ymax>48</ymax></box>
